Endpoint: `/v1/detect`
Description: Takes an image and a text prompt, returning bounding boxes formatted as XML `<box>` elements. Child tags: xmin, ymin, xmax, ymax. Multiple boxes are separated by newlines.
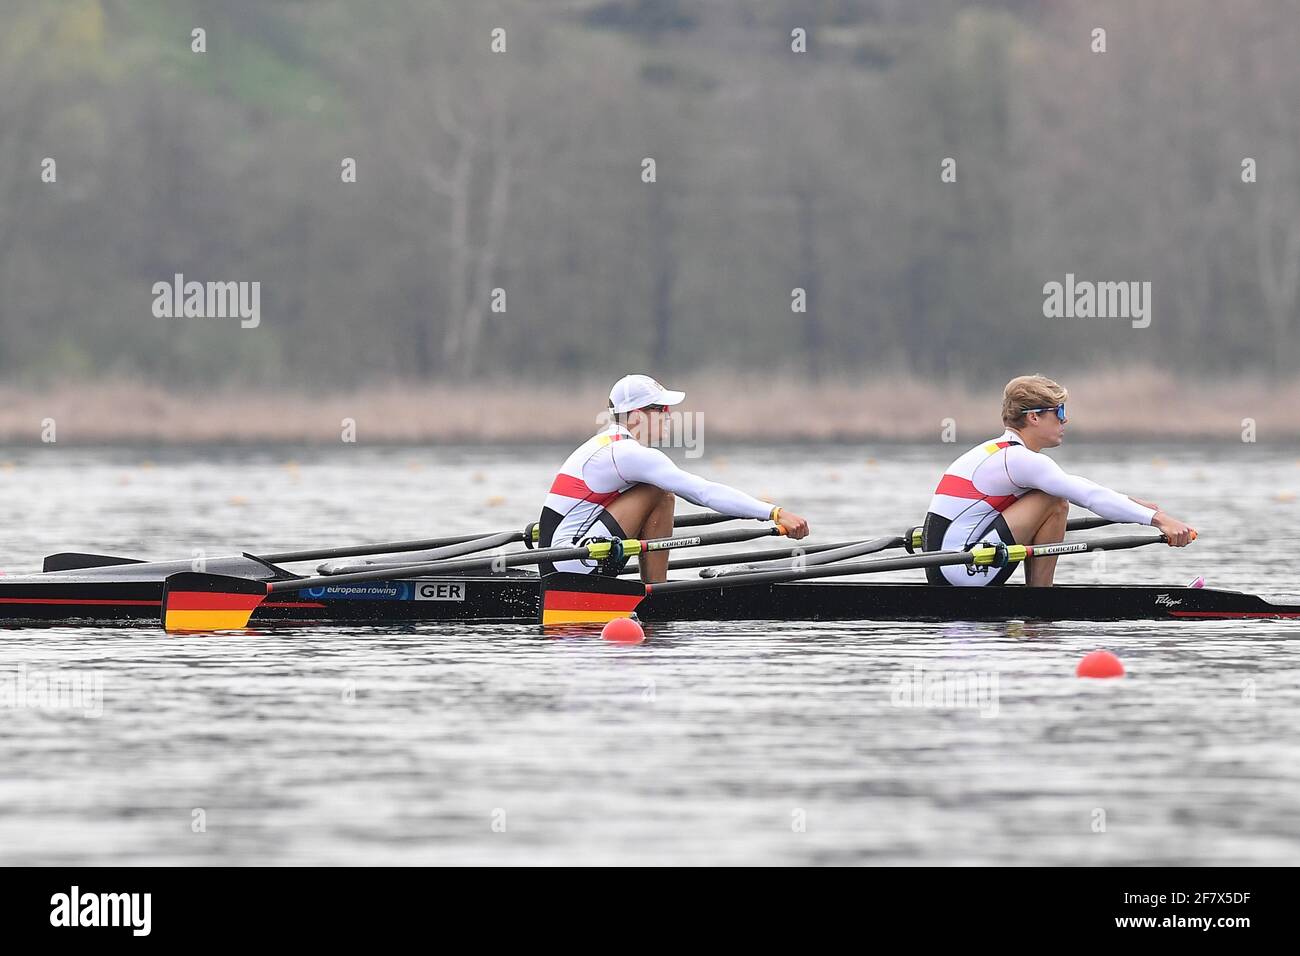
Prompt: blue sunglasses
<box><xmin>1024</xmin><ymin>404</ymin><xmax>1067</xmax><ymax>422</ymax></box>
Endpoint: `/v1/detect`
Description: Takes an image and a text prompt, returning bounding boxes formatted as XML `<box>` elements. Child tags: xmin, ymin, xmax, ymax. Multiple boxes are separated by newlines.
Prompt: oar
<box><xmin>315</xmin><ymin>530</ymin><xmax>524</xmax><ymax>575</ymax></box>
<box><xmin>260</xmin><ymin>531</ymin><xmax>521</xmax><ymax>564</ymax></box>
<box><xmin>257</xmin><ymin>510</ymin><xmax>735</xmax><ymax>563</ymax></box>
<box><xmin>160</xmin><ymin>524</ymin><xmax>786</xmax><ymax>632</ymax></box>
<box><xmin>704</xmin><ymin>534</ymin><xmax>904</xmax><ymax>577</ymax></box>
<box><xmin>663</xmin><ymin>512</ymin><xmax>738</xmax><ymax>529</ymax></box>
<box><xmin>897</xmin><ymin>515</ymin><xmax>1116</xmax><ymax>556</ymax></box>
<box><xmin>659</xmin><ymin>532</ymin><xmax>1170</xmax><ymax>592</ymax></box>
<box><xmin>332</xmin><ymin>522</ymin><xmax>769</xmax><ymax>576</ymax></box>
<box><xmin>45</xmin><ymin>512</ymin><xmax>747</xmax><ymax>577</ymax></box>
<box><xmin>43</xmin><ymin>534</ymin><xmax>516</xmax><ymax>572</ymax></box>
<box><xmin>691</xmin><ymin>515</ymin><xmax>1118</xmax><ymax>579</ymax></box>
<box><xmin>625</xmin><ymin>539</ymin><xmax>865</xmax><ymax>574</ymax></box>
<box><xmin>193</xmin><ymin>511</ymin><xmax>737</xmax><ymax>568</ymax></box>
<box><xmin>540</xmin><ymin>531</ymin><xmax>1180</xmax><ymax>624</ymax></box>
<box><xmin>266</xmin><ymin>515</ymin><xmax>1107</xmax><ymax>574</ymax></box>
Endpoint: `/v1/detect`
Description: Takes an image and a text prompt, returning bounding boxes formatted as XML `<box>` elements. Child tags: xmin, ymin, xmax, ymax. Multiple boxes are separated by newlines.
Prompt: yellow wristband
<box><xmin>770</xmin><ymin>506</ymin><xmax>782</xmax><ymax>523</ymax></box>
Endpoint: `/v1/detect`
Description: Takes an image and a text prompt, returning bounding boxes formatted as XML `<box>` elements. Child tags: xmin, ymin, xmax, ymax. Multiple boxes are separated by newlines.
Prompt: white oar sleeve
<box><xmin>610</xmin><ymin>442</ymin><xmax>774</xmax><ymax>520</ymax></box>
<box><xmin>1005</xmin><ymin>446</ymin><xmax>1157</xmax><ymax>525</ymax></box>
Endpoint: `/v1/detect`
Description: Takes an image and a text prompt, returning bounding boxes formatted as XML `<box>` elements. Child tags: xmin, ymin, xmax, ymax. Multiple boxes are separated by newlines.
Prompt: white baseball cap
<box><xmin>608</xmin><ymin>374</ymin><xmax>686</xmax><ymax>414</ymax></box>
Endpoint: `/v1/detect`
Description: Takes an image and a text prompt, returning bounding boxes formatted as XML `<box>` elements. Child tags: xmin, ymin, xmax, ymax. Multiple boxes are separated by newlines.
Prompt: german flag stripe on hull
<box><xmin>163</xmin><ymin>591</ymin><xmax>266</xmax><ymax>631</ymax></box>
<box><xmin>165</xmin><ymin>607</ymin><xmax>264</xmax><ymax>631</ymax></box>
<box><xmin>541</xmin><ymin>590</ymin><xmax>642</xmax><ymax>626</ymax></box>
<box><xmin>541</xmin><ymin>608</ymin><xmax>639</xmax><ymax>625</ymax></box>
<box><xmin>165</xmin><ymin>591</ymin><xmax>272</xmax><ymax>611</ymax></box>
<box><xmin>538</xmin><ymin>572</ymin><xmax>645</xmax><ymax>626</ymax></box>
<box><xmin>542</xmin><ymin>590</ymin><xmax>645</xmax><ymax>612</ymax></box>
<box><xmin>161</xmin><ymin>572</ymin><xmax>270</xmax><ymax>632</ymax></box>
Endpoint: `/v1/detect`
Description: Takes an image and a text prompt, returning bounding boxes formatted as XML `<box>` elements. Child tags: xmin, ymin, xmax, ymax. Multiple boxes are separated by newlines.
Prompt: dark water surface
<box><xmin>1</xmin><ymin>443</ymin><xmax>1297</xmax><ymax>864</ymax></box>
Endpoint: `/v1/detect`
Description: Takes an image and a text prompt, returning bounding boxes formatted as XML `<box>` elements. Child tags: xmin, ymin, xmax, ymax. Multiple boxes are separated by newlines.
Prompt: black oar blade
<box><xmin>162</xmin><ymin>572</ymin><xmax>270</xmax><ymax>632</ymax></box>
<box><xmin>539</xmin><ymin>572</ymin><xmax>646</xmax><ymax>627</ymax></box>
<box><xmin>42</xmin><ymin>552</ymin><xmax>146</xmax><ymax>572</ymax></box>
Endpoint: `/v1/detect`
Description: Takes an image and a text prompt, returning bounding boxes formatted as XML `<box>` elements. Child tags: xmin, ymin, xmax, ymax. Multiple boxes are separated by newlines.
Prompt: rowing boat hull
<box><xmin>0</xmin><ymin>566</ymin><xmax>1295</xmax><ymax>625</ymax></box>
<box><xmin>638</xmin><ymin>581</ymin><xmax>1300</xmax><ymax>621</ymax></box>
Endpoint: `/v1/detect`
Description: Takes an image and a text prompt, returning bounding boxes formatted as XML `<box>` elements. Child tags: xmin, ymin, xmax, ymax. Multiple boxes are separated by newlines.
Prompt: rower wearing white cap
<box><xmin>537</xmin><ymin>374</ymin><xmax>810</xmax><ymax>583</ymax></box>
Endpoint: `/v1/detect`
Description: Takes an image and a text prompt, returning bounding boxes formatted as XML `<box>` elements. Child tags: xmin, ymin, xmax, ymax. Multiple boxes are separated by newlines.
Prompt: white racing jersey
<box><xmin>922</xmin><ymin>430</ymin><xmax>1157</xmax><ymax>586</ymax></box>
<box><xmin>538</xmin><ymin>424</ymin><xmax>773</xmax><ymax>574</ymax></box>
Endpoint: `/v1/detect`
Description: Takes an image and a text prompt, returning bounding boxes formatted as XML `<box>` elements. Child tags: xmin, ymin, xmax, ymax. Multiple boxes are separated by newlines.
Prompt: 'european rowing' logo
<box><xmin>302</xmin><ymin>582</ymin><xmax>412</xmax><ymax>601</ymax></box>
<box><xmin>1154</xmin><ymin>594</ymin><xmax>1183</xmax><ymax>608</ymax></box>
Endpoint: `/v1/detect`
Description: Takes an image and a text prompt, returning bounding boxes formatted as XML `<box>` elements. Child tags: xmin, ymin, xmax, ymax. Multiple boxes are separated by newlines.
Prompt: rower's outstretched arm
<box><xmin>1005</xmin><ymin>448</ymin><xmax>1195</xmax><ymax>546</ymax></box>
<box><xmin>610</xmin><ymin>442</ymin><xmax>809</xmax><ymax>538</ymax></box>
<box><xmin>1005</xmin><ymin>447</ymin><xmax>1156</xmax><ymax>525</ymax></box>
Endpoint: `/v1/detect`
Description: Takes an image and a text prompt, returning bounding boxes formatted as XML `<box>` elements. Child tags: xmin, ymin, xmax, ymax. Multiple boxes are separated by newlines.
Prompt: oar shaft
<box><xmin>624</xmin><ymin>540</ymin><xmax>862</xmax><ymax>574</ymax></box>
<box><xmin>315</xmin><ymin>530</ymin><xmax>525</xmax><ymax>575</ymax></box>
<box><xmin>673</xmin><ymin>512</ymin><xmax>737</xmax><ymax>528</ymax></box>
<box><xmin>270</xmin><ymin>525</ymin><xmax>784</xmax><ymax>593</ymax></box>
<box><xmin>263</xmin><ymin>531</ymin><xmax>519</xmax><ymax>564</ymax></box>
<box><xmin>707</xmin><ymin>534</ymin><xmax>904</xmax><ymax>576</ymax></box>
<box><xmin>262</xmin><ymin>512</ymin><xmax>732</xmax><ymax>563</ymax></box>
<box><xmin>1066</xmin><ymin>516</ymin><xmax>1116</xmax><ymax>532</ymax></box>
<box><xmin>905</xmin><ymin>515</ymin><xmax>1114</xmax><ymax>552</ymax></box>
<box><xmin>653</xmin><ymin>550</ymin><xmax>975</xmax><ymax>592</ymax></box>
<box><xmin>703</xmin><ymin>516</ymin><xmax>1115</xmax><ymax>578</ymax></box>
<box><xmin>648</xmin><ymin>533</ymin><xmax>1167</xmax><ymax>594</ymax></box>
<box><xmin>258</xmin><ymin>512</ymin><xmax>1094</xmax><ymax>567</ymax></box>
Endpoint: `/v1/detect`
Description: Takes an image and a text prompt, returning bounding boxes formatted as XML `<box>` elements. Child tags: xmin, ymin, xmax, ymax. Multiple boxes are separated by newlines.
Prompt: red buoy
<box><xmin>1076</xmin><ymin>649</ymin><xmax>1125</xmax><ymax>678</ymax></box>
<box><xmin>601</xmin><ymin>616</ymin><xmax>645</xmax><ymax>644</ymax></box>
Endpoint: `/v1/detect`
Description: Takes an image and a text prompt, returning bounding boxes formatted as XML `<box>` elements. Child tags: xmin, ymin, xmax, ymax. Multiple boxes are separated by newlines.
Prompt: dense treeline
<box><xmin>1</xmin><ymin>0</ymin><xmax>1297</xmax><ymax>387</ymax></box>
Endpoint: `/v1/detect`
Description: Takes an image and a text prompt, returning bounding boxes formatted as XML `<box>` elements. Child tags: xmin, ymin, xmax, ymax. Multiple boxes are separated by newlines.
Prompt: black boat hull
<box><xmin>0</xmin><ymin>566</ymin><xmax>1295</xmax><ymax>626</ymax></box>
<box><xmin>638</xmin><ymin>580</ymin><xmax>1300</xmax><ymax>621</ymax></box>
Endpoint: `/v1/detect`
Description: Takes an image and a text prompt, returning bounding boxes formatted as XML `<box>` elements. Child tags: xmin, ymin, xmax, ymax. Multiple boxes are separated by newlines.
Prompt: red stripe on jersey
<box><xmin>934</xmin><ymin>474</ymin><xmax>1017</xmax><ymax>512</ymax></box>
<box><xmin>548</xmin><ymin>473</ymin><xmax>621</xmax><ymax>507</ymax></box>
